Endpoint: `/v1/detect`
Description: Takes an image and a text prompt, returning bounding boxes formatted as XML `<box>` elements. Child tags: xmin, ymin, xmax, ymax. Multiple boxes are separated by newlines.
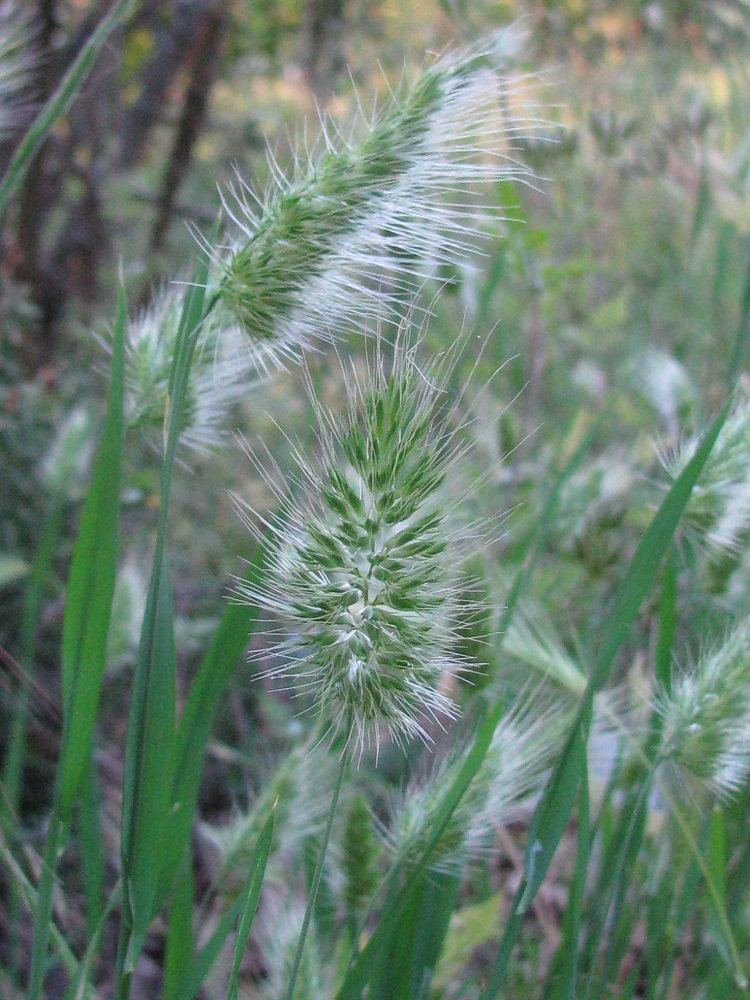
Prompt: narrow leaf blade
<box><xmin>226</xmin><ymin>809</ymin><xmax>275</xmax><ymax>1000</ymax></box>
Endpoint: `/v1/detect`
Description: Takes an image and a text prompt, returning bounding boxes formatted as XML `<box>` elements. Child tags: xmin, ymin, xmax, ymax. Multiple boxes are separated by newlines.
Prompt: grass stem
<box><xmin>284</xmin><ymin>739</ymin><xmax>348</xmax><ymax>1000</ymax></box>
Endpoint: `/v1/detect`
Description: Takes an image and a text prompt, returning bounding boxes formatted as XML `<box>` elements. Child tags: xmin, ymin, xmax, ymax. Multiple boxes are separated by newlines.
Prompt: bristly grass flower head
<box><xmin>112</xmin><ymin>285</ymin><xmax>258</xmax><ymax>453</ymax></box>
<box><xmin>384</xmin><ymin>701</ymin><xmax>564</xmax><ymax>873</ymax></box>
<box><xmin>234</xmin><ymin>333</ymin><xmax>484</xmax><ymax>755</ymax></box>
<box><xmin>213</xmin><ymin>40</ymin><xmax>541</xmax><ymax>368</ymax></box>
<box><xmin>659</xmin><ymin>390</ymin><xmax>750</xmax><ymax>557</ymax></box>
<box><xmin>0</xmin><ymin>2</ymin><xmax>36</xmax><ymax>139</ymax></box>
<box><xmin>654</xmin><ymin>617</ymin><xmax>750</xmax><ymax>801</ymax></box>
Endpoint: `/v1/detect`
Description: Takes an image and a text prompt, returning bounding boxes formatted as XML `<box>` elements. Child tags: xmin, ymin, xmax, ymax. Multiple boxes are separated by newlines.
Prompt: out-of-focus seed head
<box><xmin>655</xmin><ymin>618</ymin><xmax>750</xmax><ymax>801</ymax></box>
<box><xmin>256</xmin><ymin>899</ymin><xmax>331</xmax><ymax>1000</ymax></box>
<box><xmin>659</xmin><ymin>391</ymin><xmax>750</xmax><ymax>557</ymax></box>
<box><xmin>341</xmin><ymin>790</ymin><xmax>380</xmax><ymax>921</ymax></box>
<box><xmin>112</xmin><ymin>286</ymin><xmax>258</xmax><ymax>453</ymax></box>
<box><xmin>0</xmin><ymin>3</ymin><xmax>35</xmax><ymax>139</ymax></box>
<box><xmin>384</xmin><ymin>702</ymin><xmax>564</xmax><ymax>873</ymax></box>
<box><xmin>206</xmin><ymin>745</ymin><xmax>337</xmax><ymax>896</ymax></box>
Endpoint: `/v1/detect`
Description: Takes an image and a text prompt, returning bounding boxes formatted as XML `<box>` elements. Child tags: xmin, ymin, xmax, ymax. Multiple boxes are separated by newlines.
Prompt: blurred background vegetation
<box><xmin>2</xmin><ymin>0</ymin><xmax>750</xmax><ymax>994</ymax></box>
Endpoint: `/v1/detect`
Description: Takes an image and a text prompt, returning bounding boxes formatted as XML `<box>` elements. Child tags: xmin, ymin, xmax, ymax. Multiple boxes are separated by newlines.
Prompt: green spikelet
<box><xmin>342</xmin><ymin>791</ymin><xmax>380</xmax><ymax>922</ymax></box>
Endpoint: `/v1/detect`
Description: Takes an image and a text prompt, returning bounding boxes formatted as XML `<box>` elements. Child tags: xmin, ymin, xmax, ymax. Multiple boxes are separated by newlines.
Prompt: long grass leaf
<box><xmin>159</xmin><ymin>545</ymin><xmax>266</xmax><ymax>904</ymax></box>
<box><xmin>728</xmin><ymin>238</ymin><xmax>750</xmax><ymax>386</ymax></box>
<box><xmin>590</xmin><ymin>399</ymin><xmax>730</xmax><ymax>691</ymax></box>
<box><xmin>0</xmin><ymin>0</ymin><xmax>135</xmax><ymax>216</ymax></box>
<box><xmin>120</xmin><ymin>550</ymin><xmax>177</xmax><ymax>970</ymax></box>
<box><xmin>79</xmin><ymin>754</ymin><xmax>104</xmax><ymax>933</ymax></box>
<box><xmin>174</xmin><ymin>810</ymin><xmax>274</xmax><ymax>1000</ymax></box>
<box><xmin>62</xmin><ymin>880</ymin><xmax>122</xmax><ymax>1000</ymax></box>
<box><xmin>117</xmin><ymin>251</ymin><xmax>210</xmax><ymax>984</ymax></box>
<box><xmin>655</xmin><ymin>545</ymin><xmax>676</xmax><ymax>691</ymax></box>
<box><xmin>163</xmin><ymin>860</ymin><xmax>195</xmax><ymax>1000</ymax></box>
<box><xmin>226</xmin><ymin>809</ymin><xmax>275</xmax><ymax>1000</ymax></box>
<box><xmin>27</xmin><ymin>285</ymin><xmax>126</xmax><ymax>1000</ymax></box>
<box><xmin>1</xmin><ymin>498</ymin><xmax>63</xmax><ymax>823</ymax></box>
<box><xmin>58</xmin><ymin>284</ymin><xmax>126</xmax><ymax>811</ymax></box>
<box><xmin>552</xmin><ymin>738</ymin><xmax>590</xmax><ymax>1000</ymax></box>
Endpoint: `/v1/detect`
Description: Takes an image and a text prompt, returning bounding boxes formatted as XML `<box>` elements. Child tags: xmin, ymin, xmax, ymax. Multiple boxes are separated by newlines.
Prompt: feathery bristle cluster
<box><xmin>654</xmin><ymin>618</ymin><xmax>750</xmax><ymax>800</ymax></box>
<box><xmin>660</xmin><ymin>392</ymin><xmax>750</xmax><ymax>555</ymax></box>
<box><xmin>503</xmin><ymin>606</ymin><xmax>588</xmax><ymax>696</ymax></box>
<box><xmin>256</xmin><ymin>900</ymin><xmax>331</xmax><ymax>1000</ymax></box>
<box><xmin>215</xmin><ymin>44</ymin><xmax>539</xmax><ymax>367</ymax></box>
<box><xmin>385</xmin><ymin>704</ymin><xmax>563</xmax><ymax>873</ymax></box>
<box><xmin>235</xmin><ymin>339</ymin><xmax>478</xmax><ymax>753</ymax></box>
<box><xmin>119</xmin><ymin>287</ymin><xmax>257</xmax><ymax>452</ymax></box>
<box><xmin>208</xmin><ymin>746</ymin><xmax>337</xmax><ymax>893</ymax></box>
<box><xmin>0</xmin><ymin>3</ymin><xmax>35</xmax><ymax>138</ymax></box>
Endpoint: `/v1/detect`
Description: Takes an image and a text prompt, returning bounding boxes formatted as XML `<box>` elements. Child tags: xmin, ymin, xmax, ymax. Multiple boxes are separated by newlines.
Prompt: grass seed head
<box><xmin>385</xmin><ymin>701</ymin><xmax>564</xmax><ymax>873</ymax></box>
<box><xmin>115</xmin><ymin>286</ymin><xmax>259</xmax><ymax>453</ymax></box>
<box><xmin>659</xmin><ymin>391</ymin><xmax>750</xmax><ymax>557</ymax></box>
<box><xmin>215</xmin><ymin>42</ymin><xmax>539</xmax><ymax>366</ymax></box>
<box><xmin>0</xmin><ymin>3</ymin><xmax>35</xmax><ymax>138</ymax></box>
<box><xmin>655</xmin><ymin>618</ymin><xmax>750</xmax><ymax>800</ymax></box>
<box><xmin>235</xmin><ymin>334</ymin><xmax>483</xmax><ymax>755</ymax></box>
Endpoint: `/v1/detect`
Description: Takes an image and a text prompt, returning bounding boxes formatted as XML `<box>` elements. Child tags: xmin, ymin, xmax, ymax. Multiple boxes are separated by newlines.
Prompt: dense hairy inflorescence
<box><xmin>118</xmin><ymin>287</ymin><xmax>258</xmax><ymax>452</ymax></box>
<box><xmin>384</xmin><ymin>703</ymin><xmax>564</xmax><ymax>873</ymax></box>
<box><xmin>235</xmin><ymin>337</ymin><xmax>480</xmax><ymax>753</ymax></box>
<box><xmin>660</xmin><ymin>391</ymin><xmax>750</xmax><ymax>556</ymax></box>
<box><xmin>655</xmin><ymin>617</ymin><xmax>750</xmax><ymax>800</ymax></box>
<box><xmin>214</xmin><ymin>43</ymin><xmax>539</xmax><ymax>368</ymax></box>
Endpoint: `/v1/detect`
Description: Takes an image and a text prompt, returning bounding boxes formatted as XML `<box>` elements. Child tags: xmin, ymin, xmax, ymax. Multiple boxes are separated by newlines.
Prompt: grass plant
<box><xmin>1</xmin><ymin>8</ymin><xmax>749</xmax><ymax>1000</ymax></box>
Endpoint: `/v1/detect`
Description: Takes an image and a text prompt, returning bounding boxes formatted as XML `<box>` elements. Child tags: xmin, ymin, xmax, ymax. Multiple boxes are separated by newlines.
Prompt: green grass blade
<box><xmin>58</xmin><ymin>284</ymin><xmax>127</xmax><ymax>812</ymax></box>
<box><xmin>226</xmin><ymin>809</ymin><xmax>275</xmax><ymax>1000</ymax></box>
<box><xmin>644</xmin><ymin>847</ymin><xmax>678</xmax><ymax>1000</ymax></box>
<box><xmin>373</xmin><ymin>872</ymin><xmax>462</xmax><ymax>999</ymax></box>
<box><xmin>0</xmin><ymin>822</ymin><xmax>82</xmax><ymax>985</ymax></box>
<box><xmin>173</xmin><ymin>810</ymin><xmax>274</xmax><ymax>1000</ymax></box>
<box><xmin>63</xmin><ymin>880</ymin><xmax>122</xmax><ymax>1000</ymax></box>
<box><xmin>655</xmin><ymin>545</ymin><xmax>676</xmax><ymax>690</ymax></box>
<box><xmin>706</xmin><ymin>806</ymin><xmax>730</xmax><ymax>969</ymax></box>
<box><xmin>479</xmin><ymin>400</ymin><xmax>731</xmax><ymax>1000</ymax></box>
<box><xmin>79</xmin><ymin>754</ymin><xmax>104</xmax><ymax>933</ymax></box>
<box><xmin>117</xmin><ymin>248</ymin><xmax>211</xmax><ymax>989</ymax></box>
<box><xmin>163</xmin><ymin>860</ymin><xmax>195</xmax><ymax>1000</ymax></box>
<box><xmin>406</xmin><ymin>871</ymin><xmax>460</xmax><ymax>999</ymax></box>
<box><xmin>27</xmin><ymin>285</ymin><xmax>126</xmax><ymax>1000</ymax></box>
<box><xmin>551</xmin><ymin>738</ymin><xmax>590</xmax><ymax>1000</ymax></box>
<box><xmin>120</xmin><ymin>550</ymin><xmax>177</xmax><ymax>971</ymax></box>
<box><xmin>654</xmin><ymin>821</ymin><xmax>709</xmax><ymax>1000</ymax></box>
<box><xmin>0</xmin><ymin>0</ymin><xmax>135</xmax><ymax>217</ymax></box>
<box><xmin>579</xmin><ymin>782</ymin><xmax>649</xmax><ymax>989</ymax></box>
<box><xmin>177</xmin><ymin>900</ymin><xmax>244</xmax><ymax>1000</ymax></box>
<box><xmin>1</xmin><ymin>498</ymin><xmax>63</xmax><ymax>824</ymax></box>
<box><xmin>728</xmin><ymin>238</ymin><xmax>750</xmax><ymax>385</ymax></box>
<box><xmin>159</xmin><ymin>545</ymin><xmax>266</xmax><ymax>904</ymax></box>
<box><xmin>590</xmin><ymin>399</ymin><xmax>730</xmax><ymax>692</ymax></box>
